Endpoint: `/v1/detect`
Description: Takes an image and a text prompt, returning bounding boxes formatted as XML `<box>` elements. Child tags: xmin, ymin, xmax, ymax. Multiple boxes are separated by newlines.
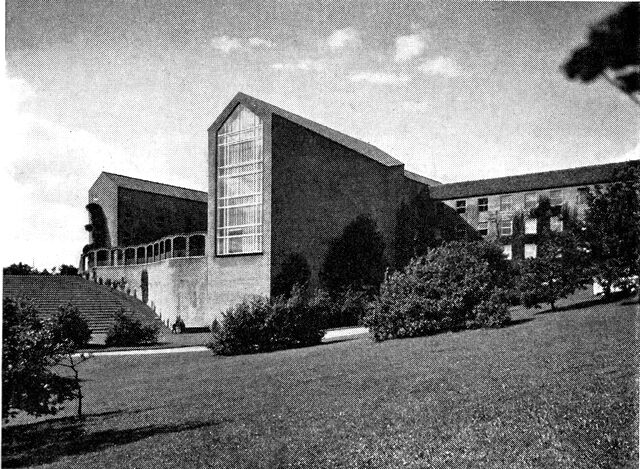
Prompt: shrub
<box><xmin>323</xmin><ymin>288</ymin><xmax>368</xmax><ymax>329</ymax></box>
<box><xmin>272</xmin><ymin>253</ymin><xmax>311</xmax><ymax>298</ymax></box>
<box><xmin>207</xmin><ymin>285</ymin><xmax>328</xmax><ymax>356</ymax></box>
<box><xmin>105</xmin><ymin>309</ymin><xmax>159</xmax><ymax>347</ymax></box>
<box><xmin>362</xmin><ymin>241</ymin><xmax>513</xmax><ymax>342</ymax></box>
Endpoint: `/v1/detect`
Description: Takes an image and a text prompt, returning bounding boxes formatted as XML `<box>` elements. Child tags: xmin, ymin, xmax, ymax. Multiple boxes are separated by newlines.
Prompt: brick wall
<box><xmin>270</xmin><ymin>115</ymin><xmax>420</xmax><ymax>291</ymax></box>
<box><xmin>118</xmin><ymin>187</ymin><xmax>207</xmax><ymax>246</ymax></box>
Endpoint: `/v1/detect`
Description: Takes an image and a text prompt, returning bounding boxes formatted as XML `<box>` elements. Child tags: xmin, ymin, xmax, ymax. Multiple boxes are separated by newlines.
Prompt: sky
<box><xmin>2</xmin><ymin>0</ymin><xmax>639</xmax><ymax>270</ymax></box>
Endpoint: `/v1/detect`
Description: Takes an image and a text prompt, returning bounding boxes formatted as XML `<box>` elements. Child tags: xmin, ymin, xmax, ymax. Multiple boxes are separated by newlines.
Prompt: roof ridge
<box><xmin>218</xmin><ymin>92</ymin><xmax>403</xmax><ymax>167</ymax></box>
<box><xmin>430</xmin><ymin>160</ymin><xmax>639</xmax><ymax>200</ymax></box>
<box><xmin>102</xmin><ymin>172</ymin><xmax>207</xmax><ymax>194</ymax></box>
<box><xmin>436</xmin><ymin>160</ymin><xmax>638</xmax><ymax>187</ymax></box>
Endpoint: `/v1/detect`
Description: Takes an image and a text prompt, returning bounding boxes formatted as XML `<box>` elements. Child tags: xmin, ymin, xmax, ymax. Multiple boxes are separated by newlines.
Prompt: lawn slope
<box><xmin>3</xmin><ymin>294</ymin><xmax>637</xmax><ymax>468</ymax></box>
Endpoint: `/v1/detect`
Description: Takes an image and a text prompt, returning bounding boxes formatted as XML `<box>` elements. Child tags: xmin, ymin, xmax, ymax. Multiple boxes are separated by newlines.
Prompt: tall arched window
<box><xmin>216</xmin><ymin>105</ymin><xmax>263</xmax><ymax>255</ymax></box>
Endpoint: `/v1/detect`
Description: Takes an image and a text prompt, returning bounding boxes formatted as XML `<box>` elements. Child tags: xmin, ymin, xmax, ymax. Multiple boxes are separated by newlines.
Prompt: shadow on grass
<box><xmin>504</xmin><ymin>317</ymin><xmax>535</xmax><ymax>328</ymax></box>
<box><xmin>2</xmin><ymin>411</ymin><xmax>221</xmax><ymax>468</ymax></box>
<box><xmin>534</xmin><ymin>293</ymin><xmax>635</xmax><ymax>316</ymax></box>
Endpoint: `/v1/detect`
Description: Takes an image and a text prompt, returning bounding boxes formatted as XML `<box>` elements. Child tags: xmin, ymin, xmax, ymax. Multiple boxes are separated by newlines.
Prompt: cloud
<box><xmin>211</xmin><ymin>35</ymin><xmax>244</xmax><ymax>54</ymax></box>
<box><xmin>327</xmin><ymin>27</ymin><xmax>360</xmax><ymax>50</ymax></box>
<box><xmin>272</xmin><ymin>59</ymin><xmax>322</xmax><ymax>71</ymax></box>
<box><xmin>350</xmin><ymin>72</ymin><xmax>411</xmax><ymax>85</ymax></box>
<box><xmin>418</xmin><ymin>56</ymin><xmax>463</xmax><ymax>77</ymax></box>
<box><xmin>394</xmin><ymin>33</ymin><xmax>426</xmax><ymax>62</ymax></box>
<box><xmin>212</xmin><ymin>36</ymin><xmax>275</xmax><ymax>54</ymax></box>
<box><xmin>248</xmin><ymin>37</ymin><xmax>275</xmax><ymax>48</ymax></box>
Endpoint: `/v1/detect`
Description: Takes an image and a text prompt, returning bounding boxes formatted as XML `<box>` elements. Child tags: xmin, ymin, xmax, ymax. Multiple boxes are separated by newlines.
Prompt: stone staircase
<box><xmin>3</xmin><ymin>275</ymin><xmax>166</xmax><ymax>334</ymax></box>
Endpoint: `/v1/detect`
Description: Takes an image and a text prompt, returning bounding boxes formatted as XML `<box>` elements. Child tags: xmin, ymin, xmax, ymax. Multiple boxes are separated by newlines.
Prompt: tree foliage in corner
<box><xmin>320</xmin><ymin>214</ymin><xmax>386</xmax><ymax>295</ymax></box>
<box><xmin>2</xmin><ymin>299</ymin><xmax>92</xmax><ymax>421</ymax></box>
<box><xmin>562</xmin><ymin>3</ymin><xmax>640</xmax><ymax>105</ymax></box>
<box><xmin>581</xmin><ymin>165</ymin><xmax>640</xmax><ymax>296</ymax></box>
<box><xmin>394</xmin><ymin>188</ymin><xmax>438</xmax><ymax>270</ymax></box>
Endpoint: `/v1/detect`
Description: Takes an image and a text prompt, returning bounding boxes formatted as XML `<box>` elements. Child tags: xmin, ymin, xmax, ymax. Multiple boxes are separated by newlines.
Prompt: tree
<box><xmin>50</xmin><ymin>304</ymin><xmax>92</xmax><ymax>416</ymax></box>
<box><xmin>58</xmin><ymin>264</ymin><xmax>79</xmax><ymax>276</ymax></box>
<box><xmin>394</xmin><ymin>188</ymin><xmax>438</xmax><ymax>270</ymax></box>
<box><xmin>2</xmin><ymin>299</ymin><xmax>91</xmax><ymax>421</ymax></box>
<box><xmin>272</xmin><ymin>253</ymin><xmax>311</xmax><ymax>298</ymax></box>
<box><xmin>3</xmin><ymin>263</ymin><xmax>38</xmax><ymax>275</ymax></box>
<box><xmin>320</xmin><ymin>214</ymin><xmax>386</xmax><ymax>295</ymax></box>
<box><xmin>519</xmin><ymin>230</ymin><xmax>590</xmax><ymax>311</ymax></box>
<box><xmin>581</xmin><ymin>166</ymin><xmax>640</xmax><ymax>296</ymax></box>
<box><xmin>562</xmin><ymin>3</ymin><xmax>640</xmax><ymax>106</ymax></box>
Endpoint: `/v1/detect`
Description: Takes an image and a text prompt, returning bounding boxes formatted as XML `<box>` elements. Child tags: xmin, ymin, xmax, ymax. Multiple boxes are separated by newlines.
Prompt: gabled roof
<box><xmin>101</xmin><ymin>172</ymin><xmax>208</xmax><ymax>202</ymax></box>
<box><xmin>430</xmin><ymin>160</ymin><xmax>639</xmax><ymax>200</ymax></box>
<box><xmin>404</xmin><ymin>170</ymin><xmax>441</xmax><ymax>187</ymax></box>
<box><xmin>209</xmin><ymin>92</ymin><xmax>403</xmax><ymax>167</ymax></box>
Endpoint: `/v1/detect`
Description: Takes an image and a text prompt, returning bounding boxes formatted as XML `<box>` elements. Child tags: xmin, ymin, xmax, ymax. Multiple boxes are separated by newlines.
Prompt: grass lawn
<box><xmin>3</xmin><ymin>293</ymin><xmax>637</xmax><ymax>468</ymax></box>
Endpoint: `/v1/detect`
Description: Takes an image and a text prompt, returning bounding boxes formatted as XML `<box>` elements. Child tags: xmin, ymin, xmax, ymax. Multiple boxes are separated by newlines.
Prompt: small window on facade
<box><xmin>524</xmin><ymin>193</ymin><xmax>538</xmax><ymax>210</ymax></box>
<box><xmin>500</xmin><ymin>218</ymin><xmax>513</xmax><ymax>236</ymax></box>
<box><xmin>478</xmin><ymin>197</ymin><xmax>488</xmax><ymax>212</ymax></box>
<box><xmin>549</xmin><ymin>189</ymin><xmax>563</xmax><ymax>207</ymax></box>
<box><xmin>456</xmin><ymin>224</ymin><xmax>467</xmax><ymax>239</ymax></box>
<box><xmin>500</xmin><ymin>195</ymin><xmax>513</xmax><ymax>212</ymax></box>
<box><xmin>525</xmin><ymin>218</ymin><xmax>537</xmax><ymax>234</ymax></box>
<box><xmin>524</xmin><ymin>243</ymin><xmax>537</xmax><ymax>259</ymax></box>
<box><xmin>577</xmin><ymin>187</ymin><xmax>589</xmax><ymax>205</ymax></box>
<box><xmin>456</xmin><ymin>200</ymin><xmax>466</xmax><ymax>214</ymax></box>
<box><xmin>477</xmin><ymin>221</ymin><xmax>488</xmax><ymax>236</ymax></box>
<box><xmin>503</xmin><ymin>245</ymin><xmax>513</xmax><ymax>260</ymax></box>
<box><xmin>550</xmin><ymin>216</ymin><xmax>563</xmax><ymax>232</ymax></box>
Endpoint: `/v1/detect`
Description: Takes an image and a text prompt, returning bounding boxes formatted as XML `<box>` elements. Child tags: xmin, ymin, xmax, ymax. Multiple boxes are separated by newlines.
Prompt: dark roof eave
<box><xmin>430</xmin><ymin>160</ymin><xmax>639</xmax><ymax>200</ymax></box>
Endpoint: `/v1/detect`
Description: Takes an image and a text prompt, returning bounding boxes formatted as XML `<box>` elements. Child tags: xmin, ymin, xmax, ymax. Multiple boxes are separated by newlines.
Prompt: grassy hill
<box><xmin>3</xmin><ymin>292</ymin><xmax>637</xmax><ymax>468</ymax></box>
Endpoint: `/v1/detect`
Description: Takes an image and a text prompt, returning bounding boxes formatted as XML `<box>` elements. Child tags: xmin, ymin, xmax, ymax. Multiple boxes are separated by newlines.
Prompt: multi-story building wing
<box><xmin>431</xmin><ymin>162</ymin><xmax>636</xmax><ymax>259</ymax></box>
<box><xmin>79</xmin><ymin>92</ymin><xmax>638</xmax><ymax>327</ymax></box>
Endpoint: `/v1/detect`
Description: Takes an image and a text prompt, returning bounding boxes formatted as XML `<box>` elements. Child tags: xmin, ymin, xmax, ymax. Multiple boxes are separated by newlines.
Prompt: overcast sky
<box><xmin>3</xmin><ymin>0</ymin><xmax>639</xmax><ymax>270</ymax></box>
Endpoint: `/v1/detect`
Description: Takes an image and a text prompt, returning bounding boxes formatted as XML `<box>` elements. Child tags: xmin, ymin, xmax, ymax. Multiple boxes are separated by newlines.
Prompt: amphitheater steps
<box><xmin>3</xmin><ymin>275</ymin><xmax>167</xmax><ymax>335</ymax></box>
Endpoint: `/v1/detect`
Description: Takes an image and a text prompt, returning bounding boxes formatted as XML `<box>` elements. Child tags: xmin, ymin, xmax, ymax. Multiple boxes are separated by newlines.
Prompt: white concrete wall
<box><xmin>92</xmin><ymin>256</ymin><xmax>209</xmax><ymax>327</ymax></box>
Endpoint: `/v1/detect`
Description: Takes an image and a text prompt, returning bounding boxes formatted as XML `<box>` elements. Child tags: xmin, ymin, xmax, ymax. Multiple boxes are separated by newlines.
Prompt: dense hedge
<box><xmin>208</xmin><ymin>286</ymin><xmax>327</xmax><ymax>355</ymax></box>
<box><xmin>105</xmin><ymin>309</ymin><xmax>159</xmax><ymax>347</ymax></box>
<box><xmin>362</xmin><ymin>241</ymin><xmax>513</xmax><ymax>341</ymax></box>
<box><xmin>321</xmin><ymin>288</ymin><xmax>368</xmax><ymax>329</ymax></box>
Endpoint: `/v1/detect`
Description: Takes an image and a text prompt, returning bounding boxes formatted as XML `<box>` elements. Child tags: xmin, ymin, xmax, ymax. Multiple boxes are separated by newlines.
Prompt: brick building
<box><xmin>80</xmin><ymin>92</ymin><xmax>637</xmax><ymax>327</ymax></box>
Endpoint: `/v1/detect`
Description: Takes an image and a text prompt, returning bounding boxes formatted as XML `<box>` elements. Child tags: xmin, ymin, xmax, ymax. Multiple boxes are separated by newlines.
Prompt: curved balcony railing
<box><xmin>83</xmin><ymin>231</ymin><xmax>206</xmax><ymax>270</ymax></box>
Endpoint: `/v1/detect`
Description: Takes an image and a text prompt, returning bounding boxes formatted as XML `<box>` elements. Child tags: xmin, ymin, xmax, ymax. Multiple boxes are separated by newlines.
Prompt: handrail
<box><xmin>83</xmin><ymin>231</ymin><xmax>206</xmax><ymax>269</ymax></box>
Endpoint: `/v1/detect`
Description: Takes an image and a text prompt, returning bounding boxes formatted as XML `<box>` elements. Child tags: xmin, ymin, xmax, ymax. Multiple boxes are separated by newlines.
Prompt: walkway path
<box><xmin>78</xmin><ymin>326</ymin><xmax>369</xmax><ymax>357</ymax></box>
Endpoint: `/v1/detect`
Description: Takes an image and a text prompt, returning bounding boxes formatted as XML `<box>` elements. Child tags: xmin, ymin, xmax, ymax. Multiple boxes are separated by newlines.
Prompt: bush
<box><xmin>362</xmin><ymin>241</ymin><xmax>513</xmax><ymax>342</ymax></box>
<box><xmin>207</xmin><ymin>285</ymin><xmax>328</xmax><ymax>356</ymax></box>
<box><xmin>105</xmin><ymin>309</ymin><xmax>159</xmax><ymax>347</ymax></box>
<box><xmin>323</xmin><ymin>288</ymin><xmax>369</xmax><ymax>329</ymax></box>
